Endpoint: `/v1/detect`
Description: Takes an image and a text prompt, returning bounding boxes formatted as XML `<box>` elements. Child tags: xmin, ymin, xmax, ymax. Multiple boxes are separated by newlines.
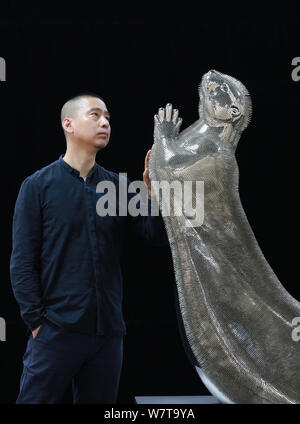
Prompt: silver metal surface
<box><xmin>148</xmin><ymin>70</ymin><xmax>300</xmax><ymax>404</ymax></box>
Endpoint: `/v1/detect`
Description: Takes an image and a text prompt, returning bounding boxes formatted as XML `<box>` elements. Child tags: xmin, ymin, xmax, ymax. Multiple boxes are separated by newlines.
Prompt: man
<box><xmin>10</xmin><ymin>93</ymin><xmax>168</xmax><ymax>404</ymax></box>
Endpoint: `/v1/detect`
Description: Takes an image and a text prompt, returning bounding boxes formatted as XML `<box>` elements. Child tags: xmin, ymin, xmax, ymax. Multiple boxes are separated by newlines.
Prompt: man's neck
<box><xmin>62</xmin><ymin>148</ymin><xmax>96</xmax><ymax>180</ymax></box>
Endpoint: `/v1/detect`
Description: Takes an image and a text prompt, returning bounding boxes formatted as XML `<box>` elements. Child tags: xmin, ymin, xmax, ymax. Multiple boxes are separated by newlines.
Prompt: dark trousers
<box><xmin>16</xmin><ymin>318</ymin><xmax>124</xmax><ymax>404</ymax></box>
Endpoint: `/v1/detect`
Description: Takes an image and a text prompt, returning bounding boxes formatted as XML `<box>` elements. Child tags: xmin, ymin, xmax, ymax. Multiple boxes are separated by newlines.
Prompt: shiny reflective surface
<box><xmin>149</xmin><ymin>70</ymin><xmax>300</xmax><ymax>404</ymax></box>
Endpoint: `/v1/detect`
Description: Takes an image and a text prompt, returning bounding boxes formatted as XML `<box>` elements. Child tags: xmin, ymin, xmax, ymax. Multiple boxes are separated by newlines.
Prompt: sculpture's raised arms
<box><xmin>148</xmin><ymin>70</ymin><xmax>300</xmax><ymax>404</ymax></box>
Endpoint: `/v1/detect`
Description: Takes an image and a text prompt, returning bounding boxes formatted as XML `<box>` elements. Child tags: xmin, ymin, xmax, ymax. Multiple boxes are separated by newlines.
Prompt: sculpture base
<box><xmin>134</xmin><ymin>395</ymin><xmax>220</xmax><ymax>404</ymax></box>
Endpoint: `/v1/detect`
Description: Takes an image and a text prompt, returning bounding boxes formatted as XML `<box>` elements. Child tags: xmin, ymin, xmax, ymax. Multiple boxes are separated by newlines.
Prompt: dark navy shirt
<box><xmin>10</xmin><ymin>155</ymin><xmax>168</xmax><ymax>336</ymax></box>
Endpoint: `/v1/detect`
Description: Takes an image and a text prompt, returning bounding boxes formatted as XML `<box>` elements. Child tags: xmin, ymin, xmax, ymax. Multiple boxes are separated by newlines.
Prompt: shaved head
<box><xmin>61</xmin><ymin>92</ymin><xmax>105</xmax><ymax>135</ymax></box>
<box><xmin>60</xmin><ymin>93</ymin><xmax>111</xmax><ymax>151</ymax></box>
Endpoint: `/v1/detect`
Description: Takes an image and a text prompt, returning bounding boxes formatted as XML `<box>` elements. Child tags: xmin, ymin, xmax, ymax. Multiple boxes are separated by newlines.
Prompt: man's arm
<box><xmin>10</xmin><ymin>175</ymin><xmax>45</xmax><ymax>332</ymax></box>
<box><xmin>129</xmin><ymin>196</ymin><xmax>169</xmax><ymax>247</ymax></box>
<box><xmin>127</xmin><ymin>149</ymin><xmax>169</xmax><ymax>247</ymax></box>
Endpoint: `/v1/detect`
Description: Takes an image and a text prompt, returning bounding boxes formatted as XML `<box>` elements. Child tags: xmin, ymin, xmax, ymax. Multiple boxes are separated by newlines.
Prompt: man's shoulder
<box><xmin>21</xmin><ymin>159</ymin><xmax>60</xmax><ymax>187</ymax></box>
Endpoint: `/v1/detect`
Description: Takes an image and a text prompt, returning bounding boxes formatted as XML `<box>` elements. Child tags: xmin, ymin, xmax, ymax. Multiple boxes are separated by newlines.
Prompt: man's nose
<box><xmin>99</xmin><ymin>117</ymin><xmax>109</xmax><ymax>127</ymax></box>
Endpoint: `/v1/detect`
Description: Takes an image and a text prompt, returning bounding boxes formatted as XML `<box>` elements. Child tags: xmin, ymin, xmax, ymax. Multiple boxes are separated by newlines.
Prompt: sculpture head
<box><xmin>199</xmin><ymin>70</ymin><xmax>252</xmax><ymax>134</ymax></box>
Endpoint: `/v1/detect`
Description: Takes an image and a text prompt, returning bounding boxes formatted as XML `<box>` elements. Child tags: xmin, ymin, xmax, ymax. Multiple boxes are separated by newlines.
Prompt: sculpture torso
<box><xmin>149</xmin><ymin>70</ymin><xmax>300</xmax><ymax>404</ymax></box>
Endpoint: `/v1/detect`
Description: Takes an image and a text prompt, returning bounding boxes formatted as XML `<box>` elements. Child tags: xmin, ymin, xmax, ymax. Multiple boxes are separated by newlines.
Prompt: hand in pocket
<box><xmin>32</xmin><ymin>325</ymin><xmax>42</xmax><ymax>339</ymax></box>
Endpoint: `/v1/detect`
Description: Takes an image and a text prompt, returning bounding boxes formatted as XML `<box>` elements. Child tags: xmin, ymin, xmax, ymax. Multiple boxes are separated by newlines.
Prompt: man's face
<box><xmin>68</xmin><ymin>97</ymin><xmax>111</xmax><ymax>151</ymax></box>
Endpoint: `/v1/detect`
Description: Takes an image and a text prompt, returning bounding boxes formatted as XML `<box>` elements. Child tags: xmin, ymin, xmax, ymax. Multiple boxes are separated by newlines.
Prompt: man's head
<box><xmin>61</xmin><ymin>92</ymin><xmax>111</xmax><ymax>152</ymax></box>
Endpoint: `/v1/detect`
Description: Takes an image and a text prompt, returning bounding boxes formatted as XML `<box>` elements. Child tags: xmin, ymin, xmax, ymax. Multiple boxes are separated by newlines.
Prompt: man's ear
<box><xmin>62</xmin><ymin>118</ymin><xmax>74</xmax><ymax>134</ymax></box>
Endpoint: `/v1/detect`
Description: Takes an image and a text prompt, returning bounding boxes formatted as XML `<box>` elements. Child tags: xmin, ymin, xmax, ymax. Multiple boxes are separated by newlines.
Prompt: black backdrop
<box><xmin>0</xmin><ymin>3</ymin><xmax>299</xmax><ymax>404</ymax></box>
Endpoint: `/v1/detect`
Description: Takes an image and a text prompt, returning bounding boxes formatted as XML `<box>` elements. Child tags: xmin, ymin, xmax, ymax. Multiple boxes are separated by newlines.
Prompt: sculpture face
<box><xmin>200</xmin><ymin>70</ymin><xmax>251</xmax><ymax>132</ymax></box>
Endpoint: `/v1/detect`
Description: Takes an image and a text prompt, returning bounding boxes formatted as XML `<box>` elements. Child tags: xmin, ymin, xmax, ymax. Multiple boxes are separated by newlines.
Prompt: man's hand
<box><xmin>32</xmin><ymin>325</ymin><xmax>41</xmax><ymax>339</ymax></box>
<box><xmin>143</xmin><ymin>149</ymin><xmax>155</xmax><ymax>200</ymax></box>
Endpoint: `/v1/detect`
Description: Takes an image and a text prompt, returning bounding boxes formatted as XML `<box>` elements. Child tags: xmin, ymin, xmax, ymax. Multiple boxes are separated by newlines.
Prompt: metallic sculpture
<box><xmin>148</xmin><ymin>70</ymin><xmax>300</xmax><ymax>404</ymax></box>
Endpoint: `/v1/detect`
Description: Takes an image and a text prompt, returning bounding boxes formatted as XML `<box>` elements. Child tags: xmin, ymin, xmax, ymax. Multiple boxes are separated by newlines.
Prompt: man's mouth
<box><xmin>97</xmin><ymin>133</ymin><xmax>108</xmax><ymax>137</ymax></box>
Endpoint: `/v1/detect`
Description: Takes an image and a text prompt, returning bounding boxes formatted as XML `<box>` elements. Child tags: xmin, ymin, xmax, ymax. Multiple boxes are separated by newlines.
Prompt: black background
<box><xmin>0</xmin><ymin>2</ymin><xmax>299</xmax><ymax>405</ymax></box>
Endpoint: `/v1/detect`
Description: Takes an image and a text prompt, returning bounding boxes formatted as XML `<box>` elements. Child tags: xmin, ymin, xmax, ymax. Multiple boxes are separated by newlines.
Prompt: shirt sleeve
<box><xmin>9</xmin><ymin>176</ymin><xmax>46</xmax><ymax>331</ymax></box>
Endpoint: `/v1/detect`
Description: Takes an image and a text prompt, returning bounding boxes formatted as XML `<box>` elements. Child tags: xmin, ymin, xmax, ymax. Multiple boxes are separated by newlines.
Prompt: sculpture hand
<box><xmin>154</xmin><ymin>103</ymin><xmax>182</xmax><ymax>141</ymax></box>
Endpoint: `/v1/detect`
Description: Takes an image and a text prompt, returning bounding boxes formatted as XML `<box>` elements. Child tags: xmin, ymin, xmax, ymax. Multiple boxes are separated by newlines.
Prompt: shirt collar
<box><xmin>58</xmin><ymin>154</ymin><xmax>97</xmax><ymax>179</ymax></box>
